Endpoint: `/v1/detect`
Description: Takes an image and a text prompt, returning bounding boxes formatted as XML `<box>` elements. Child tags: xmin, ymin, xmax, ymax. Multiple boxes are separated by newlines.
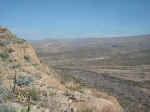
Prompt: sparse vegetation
<box><xmin>15</xmin><ymin>75</ymin><xmax>33</xmax><ymax>87</ymax></box>
<box><xmin>12</xmin><ymin>64</ymin><xmax>20</xmax><ymax>69</ymax></box>
<box><xmin>66</xmin><ymin>83</ymin><xmax>83</xmax><ymax>93</ymax></box>
<box><xmin>16</xmin><ymin>39</ymin><xmax>26</xmax><ymax>44</ymax></box>
<box><xmin>0</xmin><ymin>41</ymin><xmax>9</xmax><ymax>46</ymax></box>
<box><xmin>16</xmin><ymin>108</ymin><xmax>26</xmax><ymax>112</ymax></box>
<box><xmin>8</xmin><ymin>48</ymin><xmax>15</xmax><ymax>53</ymax></box>
<box><xmin>119</xmin><ymin>98</ymin><xmax>135</xmax><ymax>109</ymax></box>
<box><xmin>28</xmin><ymin>87</ymin><xmax>39</xmax><ymax>101</ymax></box>
<box><xmin>0</xmin><ymin>42</ymin><xmax>6</xmax><ymax>46</ymax></box>
<box><xmin>0</xmin><ymin>52</ymin><xmax>9</xmax><ymax>60</ymax></box>
<box><xmin>24</xmin><ymin>55</ymin><xmax>30</xmax><ymax>61</ymax></box>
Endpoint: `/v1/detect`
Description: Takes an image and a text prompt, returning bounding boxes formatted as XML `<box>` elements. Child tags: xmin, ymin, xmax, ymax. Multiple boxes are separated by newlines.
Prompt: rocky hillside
<box><xmin>0</xmin><ymin>26</ymin><xmax>123</xmax><ymax>112</ymax></box>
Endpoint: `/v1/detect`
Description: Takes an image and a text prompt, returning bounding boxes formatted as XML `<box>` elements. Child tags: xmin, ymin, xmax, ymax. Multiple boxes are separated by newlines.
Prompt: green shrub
<box><xmin>24</xmin><ymin>55</ymin><xmax>30</xmax><ymax>61</ymax></box>
<box><xmin>16</xmin><ymin>108</ymin><xmax>26</xmax><ymax>112</ymax></box>
<box><xmin>0</xmin><ymin>42</ymin><xmax>5</xmax><ymax>46</ymax></box>
<box><xmin>11</xmin><ymin>64</ymin><xmax>20</xmax><ymax>69</ymax></box>
<box><xmin>67</xmin><ymin>84</ymin><xmax>83</xmax><ymax>93</ymax></box>
<box><xmin>28</xmin><ymin>87</ymin><xmax>39</xmax><ymax>101</ymax></box>
<box><xmin>0</xmin><ymin>52</ymin><xmax>9</xmax><ymax>60</ymax></box>
<box><xmin>0</xmin><ymin>42</ymin><xmax>9</xmax><ymax>46</ymax></box>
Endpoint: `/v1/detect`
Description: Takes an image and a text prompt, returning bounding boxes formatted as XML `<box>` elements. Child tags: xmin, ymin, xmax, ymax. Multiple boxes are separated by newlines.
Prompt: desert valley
<box><xmin>1</xmin><ymin>1</ymin><xmax>150</xmax><ymax>112</ymax></box>
<box><xmin>32</xmin><ymin>35</ymin><xmax>150</xmax><ymax>112</ymax></box>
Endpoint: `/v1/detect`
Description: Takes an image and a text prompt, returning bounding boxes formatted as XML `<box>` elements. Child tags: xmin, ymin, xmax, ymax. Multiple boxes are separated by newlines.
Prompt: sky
<box><xmin>0</xmin><ymin>0</ymin><xmax>150</xmax><ymax>40</ymax></box>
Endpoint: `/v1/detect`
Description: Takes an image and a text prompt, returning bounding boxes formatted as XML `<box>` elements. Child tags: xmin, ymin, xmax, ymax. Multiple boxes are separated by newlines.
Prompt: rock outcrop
<box><xmin>0</xmin><ymin>26</ymin><xmax>124</xmax><ymax>112</ymax></box>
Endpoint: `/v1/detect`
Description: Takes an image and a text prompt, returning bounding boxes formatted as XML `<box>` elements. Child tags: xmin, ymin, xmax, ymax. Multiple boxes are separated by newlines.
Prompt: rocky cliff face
<box><xmin>0</xmin><ymin>26</ymin><xmax>124</xmax><ymax>112</ymax></box>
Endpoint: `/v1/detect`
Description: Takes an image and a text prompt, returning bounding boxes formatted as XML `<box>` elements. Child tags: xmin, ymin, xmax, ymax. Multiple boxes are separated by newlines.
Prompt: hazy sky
<box><xmin>0</xmin><ymin>0</ymin><xmax>150</xmax><ymax>40</ymax></box>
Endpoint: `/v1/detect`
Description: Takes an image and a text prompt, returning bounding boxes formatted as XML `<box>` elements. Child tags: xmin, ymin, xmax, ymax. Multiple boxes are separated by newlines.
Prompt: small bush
<box><xmin>16</xmin><ymin>108</ymin><xmax>26</xmax><ymax>112</ymax></box>
<box><xmin>66</xmin><ymin>83</ymin><xmax>83</xmax><ymax>93</ymax></box>
<box><xmin>0</xmin><ymin>42</ymin><xmax>5</xmax><ymax>46</ymax></box>
<box><xmin>16</xmin><ymin>39</ymin><xmax>25</xmax><ymax>44</ymax></box>
<box><xmin>28</xmin><ymin>87</ymin><xmax>39</xmax><ymax>101</ymax></box>
<box><xmin>15</xmin><ymin>75</ymin><xmax>33</xmax><ymax>87</ymax></box>
<box><xmin>8</xmin><ymin>48</ymin><xmax>15</xmax><ymax>53</ymax></box>
<box><xmin>24</xmin><ymin>55</ymin><xmax>30</xmax><ymax>61</ymax></box>
<box><xmin>0</xmin><ymin>41</ymin><xmax>9</xmax><ymax>46</ymax></box>
<box><xmin>12</xmin><ymin>64</ymin><xmax>20</xmax><ymax>69</ymax></box>
<box><xmin>0</xmin><ymin>52</ymin><xmax>9</xmax><ymax>60</ymax></box>
<box><xmin>0</xmin><ymin>104</ymin><xmax>16</xmax><ymax>112</ymax></box>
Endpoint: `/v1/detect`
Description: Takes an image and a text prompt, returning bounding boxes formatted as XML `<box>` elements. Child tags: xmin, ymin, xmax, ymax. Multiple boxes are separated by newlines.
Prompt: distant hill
<box><xmin>32</xmin><ymin>34</ymin><xmax>150</xmax><ymax>66</ymax></box>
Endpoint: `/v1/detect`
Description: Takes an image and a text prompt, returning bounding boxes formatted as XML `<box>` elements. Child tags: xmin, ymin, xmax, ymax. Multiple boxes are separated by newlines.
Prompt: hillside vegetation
<box><xmin>0</xmin><ymin>26</ymin><xmax>123</xmax><ymax>112</ymax></box>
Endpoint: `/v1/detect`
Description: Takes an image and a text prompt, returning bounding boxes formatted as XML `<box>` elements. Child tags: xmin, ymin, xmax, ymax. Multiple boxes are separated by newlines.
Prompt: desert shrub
<box><xmin>0</xmin><ymin>52</ymin><xmax>9</xmax><ymax>60</ymax></box>
<box><xmin>16</xmin><ymin>39</ymin><xmax>25</xmax><ymax>44</ymax></box>
<box><xmin>15</xmin><ymin>75</ymin><xmax>33</xmax><ymax>87</ymax></box>
<box><xmin>16</xmin><ymin>108</ymin><xmax>26</xmax><ymax>112</ymax></box>
<box><xmin>69</xmin><ymin>85</ymin><xmax>82</xmax><ymax>92</ymax></box>
<box><xmin>0</xmin><ymin>42</ymin><xmax>5</xmax><ymax>46</ymax></box>
<box><xmin>119</xmin><ymin>98</ymin><xmax>134</xmax><ymax>108</ymax></box>
<box><xmin>8</xmin><ymin>48</ymin><xmax>15</xmax><ymax>53</ymax></box>
<box><xmin>24</xmin><ymin>55</ymin><xmax>30</xmax><ymax>61</ymax></box>
<box><xmin>0</xmin><ymin>104</ymin><xmax>16</xmax><ymax>112</ymax></box>
<box><xmin>28</xmin><ymin>87</ymin><xmax>39</xmax><ymax>101</ymax></box>
<box><xmin>54</xmin><ymin>71</ymin><xmax>79</xmax><ymax>85</ymax></box>
<box><xmin>63</xmin><ymin>90</ymin><xmax>72</xmax><ymax>97</ymax></box>
<box><xmin>0</xmin><ymin>41</ymin><xmax>9</xmax><ymax>46</ymax></box>
<box><xmin>12</xmin><ymin>64</ymin><xmax>20</xmax><ymax>69</ymax></box>
<box><xmin>40</xmin><ymin>59</ymin><xmax>44</xmax><ymax>63</ymax></box>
